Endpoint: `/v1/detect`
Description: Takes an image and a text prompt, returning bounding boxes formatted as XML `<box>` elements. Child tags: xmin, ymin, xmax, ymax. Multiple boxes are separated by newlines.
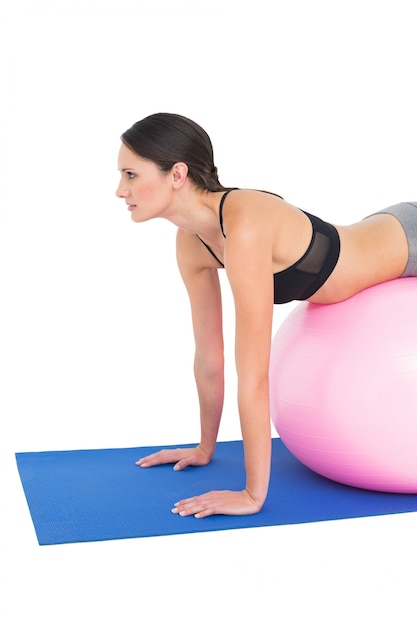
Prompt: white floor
<box><xmin>3</xmin><ymin>448</ymin><xmax>417</xmax><ymax>625</ymax></box>
<box><xmin>0</xmin><ymin>450</ymin><xmax>417</xmax><ymax>626</ymax></box>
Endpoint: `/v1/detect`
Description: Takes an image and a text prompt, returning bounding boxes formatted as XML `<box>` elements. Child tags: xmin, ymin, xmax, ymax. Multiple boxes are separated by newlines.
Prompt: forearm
<box><xmin>238</xmin><ymin>378</ymin><xmax>272</xmax><ymax>508</ymax></box>
<box><xmin>194</xmin><ymin>354</ymin><xmax>225</xmax><ymax>457</ymax></box>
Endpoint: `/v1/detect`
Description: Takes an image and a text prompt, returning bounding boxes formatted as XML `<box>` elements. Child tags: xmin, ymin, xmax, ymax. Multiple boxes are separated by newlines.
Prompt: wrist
<box><xmin>198</xmin><ymin>442</ymin><xmax>216</xmax><ymax>459</ymax></box>
<box><xmin>243</xmin><ymin>488</ymin><xmax>266</xmax><ymax>513</ymax></box>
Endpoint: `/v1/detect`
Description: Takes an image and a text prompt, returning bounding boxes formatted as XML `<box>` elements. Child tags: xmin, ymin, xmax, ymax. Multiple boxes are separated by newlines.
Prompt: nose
<box><xmin>115</xmin><ymin>179</ymin><xmax>128</xmax><ymax>198</ymax></box>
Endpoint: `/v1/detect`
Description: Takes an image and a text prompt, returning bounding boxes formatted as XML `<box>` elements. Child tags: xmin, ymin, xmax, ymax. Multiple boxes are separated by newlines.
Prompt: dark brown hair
<box><xmin>121</xmin><ymin>113</ymin><xmax>227</xmax><ymax>192</ymax></box>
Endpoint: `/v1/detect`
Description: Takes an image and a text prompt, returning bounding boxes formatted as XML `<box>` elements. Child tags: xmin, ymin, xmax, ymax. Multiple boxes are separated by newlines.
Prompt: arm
<box><xmin>226</xmin><ymin>222</ymin><xmax>274</xmax><ymax>509</ymax></box>
<box><xmin>178</xmin><ymin>228</ymin><xmax>225</xmax><ymax>460</ymax></box>
<box><xmin>137</xmin><ymin>228</ymin><xmax>225</xmax><ymax>469</ymax></box>
<box><xmin>173</xmin><ymin>214</ymin><xmax>275</xmax><ymax>517</ymax></box>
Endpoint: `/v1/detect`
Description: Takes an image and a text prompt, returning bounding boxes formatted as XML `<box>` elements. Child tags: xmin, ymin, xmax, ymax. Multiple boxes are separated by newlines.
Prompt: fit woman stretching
<box><xmin>116</xmin><ymin>112</ymin><xmax>416</xmax><ymax>518</ymax></box>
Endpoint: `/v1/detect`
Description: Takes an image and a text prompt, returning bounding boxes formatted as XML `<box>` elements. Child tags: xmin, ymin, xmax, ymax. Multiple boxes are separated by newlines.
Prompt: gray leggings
<box><xmin>367</xmin><ymin>202</ymin><xmax>417</xmax><ymax>276</ymax></box>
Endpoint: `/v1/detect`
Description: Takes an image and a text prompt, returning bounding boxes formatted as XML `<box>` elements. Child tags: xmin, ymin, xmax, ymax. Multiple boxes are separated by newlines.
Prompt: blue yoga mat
<box><xmin>15</xmin><ymin>438</ymin><xmax>417</xmax><ymax>545</ymax></box>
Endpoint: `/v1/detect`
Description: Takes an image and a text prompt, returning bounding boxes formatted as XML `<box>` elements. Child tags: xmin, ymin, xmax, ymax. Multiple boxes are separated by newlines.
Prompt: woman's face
<box><xmin>116</xmin><ymin>143</ymin><xmax>173</xmax><ymax>222</ymax></box>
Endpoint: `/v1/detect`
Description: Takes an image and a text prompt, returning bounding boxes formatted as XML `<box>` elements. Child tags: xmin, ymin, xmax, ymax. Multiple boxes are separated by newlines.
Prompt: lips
<box><xmin>127</xmin><ymin>205</ymin><xmax>137</xmax><ymax>211</ymax></box>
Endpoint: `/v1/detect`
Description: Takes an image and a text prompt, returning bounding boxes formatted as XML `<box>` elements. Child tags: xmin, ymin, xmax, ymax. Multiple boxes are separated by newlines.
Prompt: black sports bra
<box><xmin>198</xmin><ymin>189</ymin><xmax>341</xmax><ymax>304</ymax></box>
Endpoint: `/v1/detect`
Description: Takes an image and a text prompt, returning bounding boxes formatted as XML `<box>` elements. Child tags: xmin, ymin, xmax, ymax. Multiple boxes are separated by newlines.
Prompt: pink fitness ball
<box><xmin>270</xmin><ymin>277</ymin><xmax>417</xmax><ymax>492</ymax></box>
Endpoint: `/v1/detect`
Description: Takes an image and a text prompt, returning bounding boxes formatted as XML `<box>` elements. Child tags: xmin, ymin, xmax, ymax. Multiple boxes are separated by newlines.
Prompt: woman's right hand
<box><xmin>135</xmin><ymin>445</ymin><xmax>212</xmax><ymax>471</ymax></box>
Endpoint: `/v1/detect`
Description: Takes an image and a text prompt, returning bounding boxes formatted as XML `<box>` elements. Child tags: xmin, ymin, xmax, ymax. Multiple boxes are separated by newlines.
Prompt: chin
<box><xmin>129</xmin><ymin>207</ymin><xmax>139</xmax><ymax>220</ymax></box>
<box><xmin>130</xmin><ymin>211</ymin><xmax>149</xmax><ymax>224</ymax></box>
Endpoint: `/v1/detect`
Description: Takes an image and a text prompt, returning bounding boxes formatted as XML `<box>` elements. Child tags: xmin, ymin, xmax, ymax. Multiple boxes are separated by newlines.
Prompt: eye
<box><xmin>126</xmin><ymin>171</ymin><xmax>136</xmax><ymax>180</ymax></box>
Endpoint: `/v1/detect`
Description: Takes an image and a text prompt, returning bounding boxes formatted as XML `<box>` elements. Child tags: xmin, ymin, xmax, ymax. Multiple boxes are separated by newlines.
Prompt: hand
<box><xmin>136</xmin><ymin>445</ymin><xmax>212</xmax><ymax>471</ymax></box>
<box><xmin>171</xmin><ymin>489</ymin><xmax>263</xmax><ymax>518</ymax></box>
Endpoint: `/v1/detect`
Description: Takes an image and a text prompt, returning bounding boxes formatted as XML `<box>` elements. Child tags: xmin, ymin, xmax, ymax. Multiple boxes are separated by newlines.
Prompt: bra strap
<box><xmin>219</xmin><ymin>188</ymin><xmax>239</xmax><ymax>237</ymax></box>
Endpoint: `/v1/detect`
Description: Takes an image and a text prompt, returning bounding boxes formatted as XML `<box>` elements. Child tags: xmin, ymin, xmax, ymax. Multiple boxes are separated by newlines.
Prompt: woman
<box><xmin>116</xmin><ymin>112</ymin><xmax>416</xmax><ymax>518</ymax></box>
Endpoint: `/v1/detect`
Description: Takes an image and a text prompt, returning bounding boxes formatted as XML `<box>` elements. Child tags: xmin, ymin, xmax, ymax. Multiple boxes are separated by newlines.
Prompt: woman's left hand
<box><xmin>171</xmin><ymin>489</ymin><xmax>263</xmax><ymax>518</ymax></box>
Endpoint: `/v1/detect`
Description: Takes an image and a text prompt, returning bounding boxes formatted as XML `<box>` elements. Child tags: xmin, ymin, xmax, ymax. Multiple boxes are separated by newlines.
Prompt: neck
<box><xmin>162</xmin><ymin>186</ymin><xmax>223</xmax><ymax>237</ymax></box>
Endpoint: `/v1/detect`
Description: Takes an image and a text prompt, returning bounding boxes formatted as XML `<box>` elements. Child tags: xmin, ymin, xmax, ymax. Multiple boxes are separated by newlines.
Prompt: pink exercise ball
<box><xmin>270</xmin><ymin>277</ymin><xmax>417</xmax><ymax>493</ymax></box>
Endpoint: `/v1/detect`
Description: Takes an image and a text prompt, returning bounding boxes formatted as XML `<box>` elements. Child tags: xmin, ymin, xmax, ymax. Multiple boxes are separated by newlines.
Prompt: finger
<box><xmin>136</xmin><ymin>455</ymin><xmax>165</xmax><ymax>467</ymax></box>
<box><xmin>135</xmin><ymin>449</ymin><xmax>177</xmax><ymax>467</ymax></box>
<box><xmin>172</xmin><ymin>496</ymin><xmax>194</xmax><ymax>508</ymax></box>
<box><xmin>173</xmin><ymin>457</ymin><xmax>192</xmax><ymax>471</ymax></box>
<box><xmin>171</xmin><ymin>496</ymin><xmax>211</xmax><ymax>518</ymax></box>
<box><xmin>135</xmin><ymin>453</ymin><xmax>159</xmax><ymax>467</ymax></box>
<box><xmin>171</xmin><ymin>504</ymin><xmax>205</xmax><ymax>517</ymax></box>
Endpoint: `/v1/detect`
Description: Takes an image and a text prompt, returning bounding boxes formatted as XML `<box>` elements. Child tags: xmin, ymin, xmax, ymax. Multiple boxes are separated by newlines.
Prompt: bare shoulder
<box><xmin>223</xmin><ymin>189</ymin><xmax>314</xmax><ymax>277</ymax></box>
<box><xmin>176</xmin><ymin>228</ymin><xmax>222</xmax><ymax>276</ymax></box>
<box><xmin>221</xmin><ymin>189</ymin><xmax>300</xmax><ymax>235</ymax></box>
<box><xmin>175</xmin><ymin>229</ymin><xmax>223</xmax><ymax>329</ymax></box>
<box><xmin>176</xmin><ymin>228</ymin><xmax>198</xmax><ymax>261</ymax></box>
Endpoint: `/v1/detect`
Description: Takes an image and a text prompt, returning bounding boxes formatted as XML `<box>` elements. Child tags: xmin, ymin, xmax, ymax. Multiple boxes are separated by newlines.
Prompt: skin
<box><xmin>116</xmin><ymin>143</ymin><xmax>409</xmax><ymax>518</ymax></box>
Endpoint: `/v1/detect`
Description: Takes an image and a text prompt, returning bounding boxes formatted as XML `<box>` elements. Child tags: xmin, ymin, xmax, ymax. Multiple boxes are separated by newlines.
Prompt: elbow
<box><xmin>194</xmin><ymin>350</ymin><xmax>224</xmax><ymax>381</ymax></box>
<box><xmin>238</xmin><ymin>374</ymin><xmax>270</xmax><ymax>399</ymax></box>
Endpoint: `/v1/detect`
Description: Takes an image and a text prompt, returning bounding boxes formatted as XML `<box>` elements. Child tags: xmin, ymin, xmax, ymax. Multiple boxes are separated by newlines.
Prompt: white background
<box><xmin>1</xmin><ymin>0</ymin><xmax>416</xmax><ymax>623</ymax></box>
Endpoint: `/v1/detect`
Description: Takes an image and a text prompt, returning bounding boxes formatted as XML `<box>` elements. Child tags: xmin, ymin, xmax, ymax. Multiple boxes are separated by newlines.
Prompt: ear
<box><xmin>171</xmin><ymin>162</ymin><xmax>188</xmax><ymax>188</ymax></box>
